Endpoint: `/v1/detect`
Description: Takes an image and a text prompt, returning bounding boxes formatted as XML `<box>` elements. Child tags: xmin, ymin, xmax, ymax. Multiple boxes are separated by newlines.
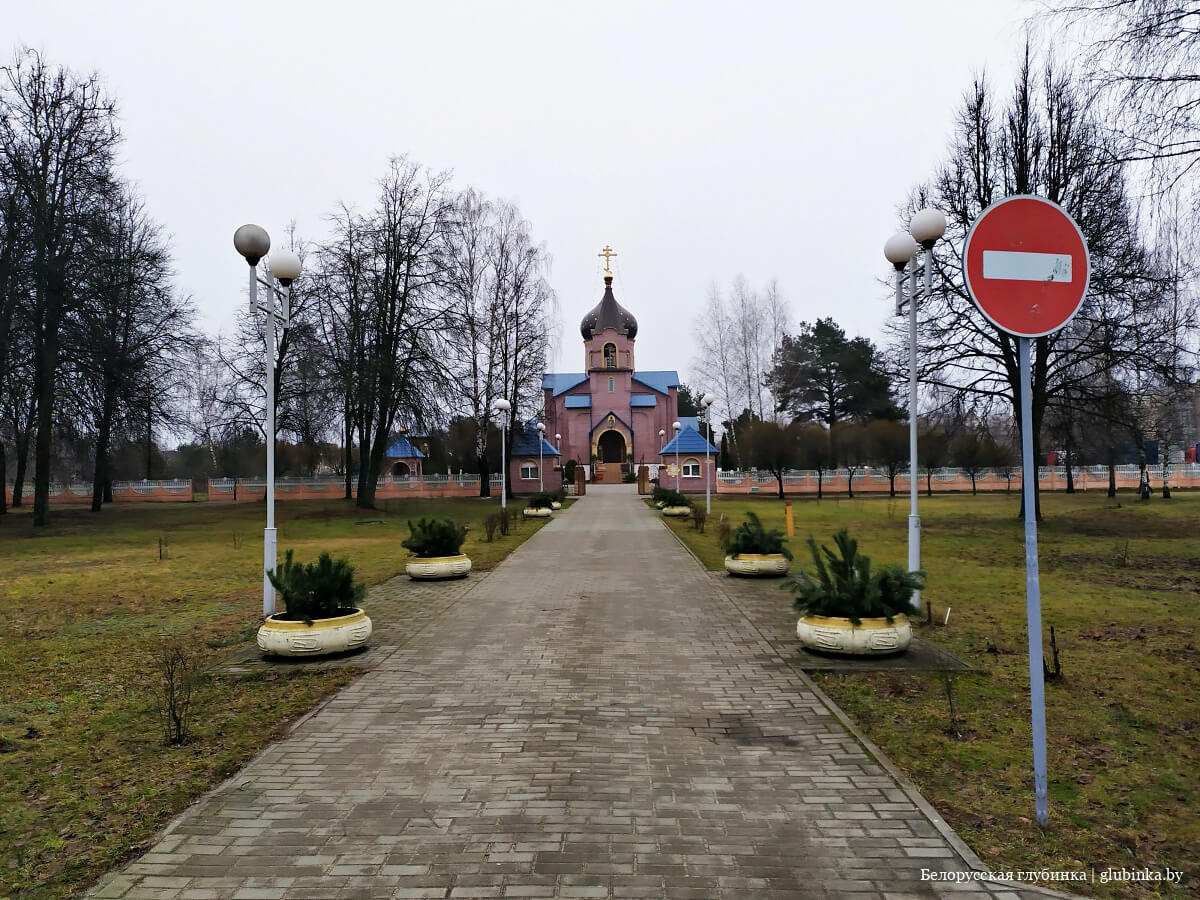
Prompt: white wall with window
<box><xmin>682</xmin><ymin>457</ymin><xmax>701</xmax><ymax>478</ymax></box>
<box><xmin>520</xmin><ymin>461</ymin><xmax>539</xmax><ymax>480</ymax></box>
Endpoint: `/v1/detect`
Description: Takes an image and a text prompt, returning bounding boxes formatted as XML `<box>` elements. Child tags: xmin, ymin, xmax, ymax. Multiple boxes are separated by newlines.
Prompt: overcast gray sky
<box><xmin>10</xmin><ymin>0</ymin><xmax>1032</xmax><ymax>384</ymax></box>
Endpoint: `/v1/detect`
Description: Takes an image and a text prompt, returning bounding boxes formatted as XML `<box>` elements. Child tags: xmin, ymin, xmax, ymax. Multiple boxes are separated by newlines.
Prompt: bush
<box><xmin>654</xmin><ymin>488</ymin><xmax>689</xmax><ymax>508</ymax></box>
<box><xmin>724</xmin><ymin>511</ymin><xmax>790</xmax><ymax>558</ymax></box>
<box><xmin>484</xmin><ymin>514</ymin><xmax>501</xmax><ymax>542</ymax></box>
<box><xmin>526</xmin><ymin>492</ymin><xmax>555</xmax><ymax>510</ymax></box>
<box><xmin>622</xmin><ymin>471</ymin><xmax>637</xmax><ymax>483</ymax></box>
<box><xmin>268</xmin><ymin>550</ymin><xmax>366</xmax><ymax>624</ymax></box>
<box><xmin>788</xmin><ymin>528</ymin><xmax>923</xmax><ymax>625</ymax></box>
<box><xmin>401</xmin><ymin>517</ymin><xmax>468</xmax><ymax>557</ymax></box>
<box><xmin>563</xmin><ymin>458</ymin><xmax>578</xmax><ymax>485</ymax></box>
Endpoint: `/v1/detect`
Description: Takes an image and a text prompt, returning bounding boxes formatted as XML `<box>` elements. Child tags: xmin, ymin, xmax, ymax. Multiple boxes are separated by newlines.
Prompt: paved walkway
<box><xmin>92</xmin><ymin>486</ymin><xmax>1048</xmax><ymax>899</ymax></box>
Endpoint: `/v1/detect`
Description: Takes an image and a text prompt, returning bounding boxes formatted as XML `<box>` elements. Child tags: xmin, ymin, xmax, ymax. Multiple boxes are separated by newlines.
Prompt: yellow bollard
<box><xmin>784</xmin><ymin>499</ymin><xmax>794</xmax><ymax>537</ymax></box>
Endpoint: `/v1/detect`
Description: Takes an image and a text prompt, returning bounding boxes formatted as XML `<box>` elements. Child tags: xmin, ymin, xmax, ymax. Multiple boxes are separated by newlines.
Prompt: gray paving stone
<box><xmin>88</xmin><ymin>486</ymin><xmax>1058</xmax><ymax>899</ymax></box>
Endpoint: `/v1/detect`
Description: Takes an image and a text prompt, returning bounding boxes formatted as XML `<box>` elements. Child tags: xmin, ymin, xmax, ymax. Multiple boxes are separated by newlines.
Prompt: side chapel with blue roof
<box><xmin>539</xmin><ymin>251</ymin><xmax>716</xmax><ymax>490</ymax></box>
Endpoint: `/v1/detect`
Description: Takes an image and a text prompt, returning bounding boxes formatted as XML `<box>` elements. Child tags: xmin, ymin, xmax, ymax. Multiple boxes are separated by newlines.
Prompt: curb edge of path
<box><xmin>654</xmin><ymin>510</ymin><xmax>1074</xmax><ymax>900</ymax></box>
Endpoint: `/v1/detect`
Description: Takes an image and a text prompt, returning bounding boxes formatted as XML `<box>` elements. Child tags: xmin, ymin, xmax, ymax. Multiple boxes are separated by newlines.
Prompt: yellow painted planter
<box><xmin>523</xmin><ymin>507</ymin><xmax>552</xmax><ymax>517</ymax></box>
<box><xmin>796</xmin><ymin>613</ymin><xmax>912</xmax><ymax>655</ymax></box>
<box><xmin>661</xmin><ymin>506</ymin><xmax>691</xmax><ymax>517</ymax></box>
<box><xmin>724</xmin><ymin>553</ymin><xmax>790</xmax><ymax>576</ymax></box>
<box><xmin>551</xmin><ymin>501</ymin><xmax>562</xmax><ymax>510</ymax></box>
<box><xmin>406</xmin><ymin>554</ymin><xmax>472</xmax><ymax>580</ymax></box>
<box><xmin>257</xmin><ymin>608</ymin><xmax>372</xmax><ymax>657</ymax></box>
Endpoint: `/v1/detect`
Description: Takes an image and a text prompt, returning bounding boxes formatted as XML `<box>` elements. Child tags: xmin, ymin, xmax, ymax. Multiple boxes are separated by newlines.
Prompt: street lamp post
<box><xmin>536</xmin><ymin>422</ymin><xmax>546</xmax><ymax>491</ymax></box>
<box><xmin>700</xmin><ymin>393</ymin><xmax>716</xmax><ymax>513</ymax></box>
<box><xmin>672</xmin><ymin>421</ymin><xmax>681</xmax><ymax>493</ymax></box>
<box><xmin>884</xmin><ymin>207</ymin><xmax>945</xmax><ymax>612</ymax></box>
<box><xmin>234</xmin><ymin>225</ymin><xmax>300</xmax><ymax>618</ymax></box>
<box><xmin>494</xmin><ymin>398</ymin><xmax>511</xmax><ymax>511</ymax></box>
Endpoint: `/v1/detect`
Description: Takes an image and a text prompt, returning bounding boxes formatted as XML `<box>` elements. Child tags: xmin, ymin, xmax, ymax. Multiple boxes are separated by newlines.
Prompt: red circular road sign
<box><xmin>963</xmin><ymin>195</ymin><xmax>1090</xmax><ymax>338</ymax></box>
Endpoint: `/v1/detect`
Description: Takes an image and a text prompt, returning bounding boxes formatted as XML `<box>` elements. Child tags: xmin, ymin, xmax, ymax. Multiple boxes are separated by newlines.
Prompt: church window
<box><xmin>603</xmin><ymin>342</ymin><xmax>617</xmax><ymax>368</ymax></box>
<box><xmin>683</xmin><ymin>458</ymin><xmax>701</xmax><ymax>478</ymax></box>
<box><xmin>520</xmin><ymin>461</ymin><xmax>538</xmax><ymax>480</ymax></box>
<box><xmin>608</xmin><ymin>376</ymin><xmax>614</xmax><ymax>393</ymax></box>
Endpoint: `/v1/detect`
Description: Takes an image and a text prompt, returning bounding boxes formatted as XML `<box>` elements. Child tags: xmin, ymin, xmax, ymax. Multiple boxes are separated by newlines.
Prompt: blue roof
<box><xmin>564</xmin><ymin>395</ymin><xmax>592</xmax><ymax>408</ymax></box>
<box><xmin>542</xmin><ymin>373</ymin><xmax>589</xmax><ymax>397</ymax></box>
<box><xmin>631</xmin><ymin>370</ymin><xmax>680</xmax><ymax>395</ymax></box>
<box><xmin>660</xmin><ymin>425</ymin><xmax>718</xmax><ymax>456</ymax></box>
<box><xmin>630</xmin><ymin>394</ymin><xmax>656</xmax><ymax>408</ymax></box>
<box><xmin>511</xmin><ymin>422</ymin><xmax>561</xmax><ymax>457</ymax></box>
<box><xmin>679</xmin><ymin>416</ymin><xmax>699</xmax><ymax>432</ymax></box>
<box><xmin>385</xmin><ymin>435</ymin><xmax>425</xmax><ymax>459</ymax></box>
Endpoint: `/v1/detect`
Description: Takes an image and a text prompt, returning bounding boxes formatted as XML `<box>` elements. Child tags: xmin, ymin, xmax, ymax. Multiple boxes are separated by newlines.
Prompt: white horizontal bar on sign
<box><xmin>982</xmin><ymin>250</ymin><xmax>1072</xmax><ymax>282</ymax></box>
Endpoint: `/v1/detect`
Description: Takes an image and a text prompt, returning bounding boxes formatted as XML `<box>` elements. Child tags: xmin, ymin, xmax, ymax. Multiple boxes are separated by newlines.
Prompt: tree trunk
<box><xmin>478</xmin><ymin>453</ymin><xmax>490</xmax><ymax>498</ymax></box>
<box><xmin>1108</xmin><ymin>463</ymin><xmax>1117</xmax><ymax>498</ymax></box>
<box><xmin>970</xmin><ymin>472</ymin><xmax>977</xmax><ymax>495</ymax></box>
<box><xmin>926</xmin><ymin>471</ymin><xmax>933</xmax><ymax>498</ymax></box>
<box><xmin>32</xmin><ymin>325</ymin><xmax>60</xmax><ymax>527</ymax></box>
<box><xmin>91</xmin><ymin>412</ymin><xmax>112</xmax><ymax>512</ymax></box>
<box><xmin>1064</xmin><ymin>447</ymin><xmax>1075</xmax><ymax>494</ymax></box>
<box><xmin>0</xmin><ymin>440</ymin><xmax>6</xmax><ymax>515</ymax></box>
<box><xmin>816</xmin><ymin>469</ymin><xmax>823</xmax><ymax>500</ymax></box>
<box><xmin>847</xmin><ymin>469</ymin><xmax>855</xmax><ymax>499</ymax></box>
<box><xmin>11</xmin><ymin>435</ymin><xmax>28</xmax><ymax>507</ymax></box>
<box><xmin>776</xmin><ymin>471</ymin><xmax>784</xmax><ymax>499</ymax></box>
<box><xmin>342</xmin><ymin>403</ymin><xmax>353</xmax><ymax>500</ymax></box>
<box><xmin>888</xmin><ymin>473</ymin><xmax>896</xmax><ymax>497</ymax></box>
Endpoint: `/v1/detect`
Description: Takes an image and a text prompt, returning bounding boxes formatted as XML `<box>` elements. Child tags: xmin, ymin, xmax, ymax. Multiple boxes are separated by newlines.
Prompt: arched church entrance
<box><xmin>392</xmin><ymin>461</ymin><xmax>411</xmax><ymax>479</ymax></box>
<box><xmin>595</xmin><ymin>430</ymin><xmax>628</xmax><ymax>483</ymax></box>
<box><xmin>597</xmin><ymin>430</ymin><xmax>627</xmax><ymax>463</ymax></box>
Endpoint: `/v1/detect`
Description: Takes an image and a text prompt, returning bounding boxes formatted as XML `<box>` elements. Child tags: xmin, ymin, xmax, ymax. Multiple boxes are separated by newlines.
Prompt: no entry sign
<box><xmin>963</xmin><ymin>195</ymin><xmax>1090</xmax><ymax>338</ymax></box>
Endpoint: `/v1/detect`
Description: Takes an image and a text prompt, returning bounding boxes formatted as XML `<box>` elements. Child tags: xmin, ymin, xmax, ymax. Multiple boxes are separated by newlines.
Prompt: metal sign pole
<box><xmin>1019</xmin><ymin>336</ymin><xmax>1049</xmax><ymax>826</ymax></box>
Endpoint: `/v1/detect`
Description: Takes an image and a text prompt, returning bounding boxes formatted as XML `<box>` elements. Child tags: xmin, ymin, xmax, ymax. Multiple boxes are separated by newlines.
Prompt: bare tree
<box><xmin>888</xmin><ymin>52</ymin><xmax>1184</xmax><ymax>519</ymax></box>
<box><xmin>64</xmin><ymin>187</ymin><xmax>193</xmax><ymax>509</ymax></box>
<box><xmin>317</xmin><ymin>157</ymin><xmax>455</xmax><ymax>508</ymax></box>
<box><xmin>0</xmin><ymin>49</ymin><xmax>120</xmax><ymax>525</ymax></box>
<box><xmin>443</xmin><ymin>191</ymin><xmax>554</xmax><ymax>496</ymax></box>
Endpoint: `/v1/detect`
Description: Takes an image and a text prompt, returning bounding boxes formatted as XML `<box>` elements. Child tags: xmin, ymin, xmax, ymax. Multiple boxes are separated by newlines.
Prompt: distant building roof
<box><xmin>631</xmin><ymin>370</ymin><xmax>680</xmax><ymax>395</ymax></box>
<box><xmin>630</xmin><ymin>394</ymin><xmax>657</xmax><ymax>408</ymax></box>
<box><xmin>660</xmin><ymin>425</ymin><xmax>718</xmax><ymax>456</ymax></box>
<box><xmin>542</xmin><ymin>373</ymin><xmax>589</xmax><ymax>397</ymax></box>
<box><xmin>511</xmin><ymin>422</ymin><xmax>561</xmax><ymax>457</ymax></box>
<box><xmin>564</xmin><ymin>395</ymin><xmax>592</xmax><ymax>409</ymax></box>
<box><xmin>385</xmin><ymin>435</ymin><xmax>425</xmax><ymax>459</ymax></box>
<box><xmin>678</xmin><ymin>415</ymin><xmax>699</xmax><ymax>432</ymax></box>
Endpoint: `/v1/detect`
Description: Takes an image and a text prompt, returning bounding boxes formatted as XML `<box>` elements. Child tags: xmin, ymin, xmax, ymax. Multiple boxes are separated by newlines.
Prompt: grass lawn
<box><xmin>663</xmin><ymin>491</ymin><xmax>1198</xmax><ymax>896</ymax></box>
<box><xmin>0</xmin><ymin>495</ymin><xmax>551</xmax><ymax>899</ymax></box>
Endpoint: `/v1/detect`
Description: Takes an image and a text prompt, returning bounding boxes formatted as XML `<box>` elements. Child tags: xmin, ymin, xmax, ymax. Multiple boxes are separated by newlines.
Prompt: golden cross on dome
<box><xmin>598</xmin><ymin>244</ymin><xmax>617</xmax><ymax>275</ymax></box>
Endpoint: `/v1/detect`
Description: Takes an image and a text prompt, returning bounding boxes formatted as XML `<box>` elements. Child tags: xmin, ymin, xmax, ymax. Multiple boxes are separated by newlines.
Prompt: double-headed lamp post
<box><xmin>234</xmin><ymin>224</ymin><xmax>301</xmax><ymax>618</ymax></box>
<box><xmin>883</xmin><ymin>207</ymin><xmax>945</xmax><ymax>612</ymax></box>
<box><xmin>672</xmin><ymin>421</ymin><xmax>681</xmax><ymax>492</ymax></box>
<box><xmin>494</xmin><ymin>398</ymin><xmax>511</xmax><ymax>510</ymax></box>
<box><xmin>700</xmin><ymin>393</ymin><xmax>716</xmax><ymax>513</ymax></box>
<box><xmin>536</xmin><ymin>422</ymin><xmax>546</xmax><ymax>491</ymax></box>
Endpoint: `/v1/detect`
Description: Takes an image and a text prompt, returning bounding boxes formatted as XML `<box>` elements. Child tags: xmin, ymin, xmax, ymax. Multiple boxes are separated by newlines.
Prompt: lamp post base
<box><xmin>263</xmin><ymin>526</ymin><xmax>277</xmax><ymax>617</ymax></box>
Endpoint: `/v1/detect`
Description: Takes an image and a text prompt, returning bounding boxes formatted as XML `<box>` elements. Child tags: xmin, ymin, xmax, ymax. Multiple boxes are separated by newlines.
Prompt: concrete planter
<box><xmin>661</xmin><ymin>506</ymin><xmax>691</xmax><ymax>517</ymax></box>
<box><xmin>551</xmin><ymin>501</ymin><xmax>562</xmax><ymax>510</ymax></box>
<box><xmin>655</xmin><ymin>501</ymin><xmax>666</xmax><ymax>509</ymax></box>
<box><xmin>796</xmin><ymin>614</ymin><xmax>912</xmax><ymax>656</ymax></box>
<box><xmin>523</xmin><ymin>507</ymin><xmax>552</xmax><ymax>518</ymax></box>
<box><xmin>724</xmin><ymin>553</ymin><xmax>790</xmax><ymax>577</ymax></box>
<box><xmin>406</xmin><ymin>554</ymin><xmax>472</xmax><ymax>580</ymax></box>
<box><xmin>257</xmin><ymin>608</ymin><xmax>372</xmax><ymax>657</ymax></box>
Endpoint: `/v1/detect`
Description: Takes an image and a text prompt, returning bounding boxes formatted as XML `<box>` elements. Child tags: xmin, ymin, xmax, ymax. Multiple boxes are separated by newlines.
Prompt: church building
<box><xmin>538</xmin><ymin>247</ymin><xmax>716</xmax><ymax>488</ymax></box>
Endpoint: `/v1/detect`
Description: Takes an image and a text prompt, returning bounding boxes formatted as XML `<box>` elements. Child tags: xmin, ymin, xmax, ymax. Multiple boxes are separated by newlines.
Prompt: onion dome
<box><xmin>580</xmin><ymin>274</ymin><xmax>638</xmax><ymax>340</ymax></box>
